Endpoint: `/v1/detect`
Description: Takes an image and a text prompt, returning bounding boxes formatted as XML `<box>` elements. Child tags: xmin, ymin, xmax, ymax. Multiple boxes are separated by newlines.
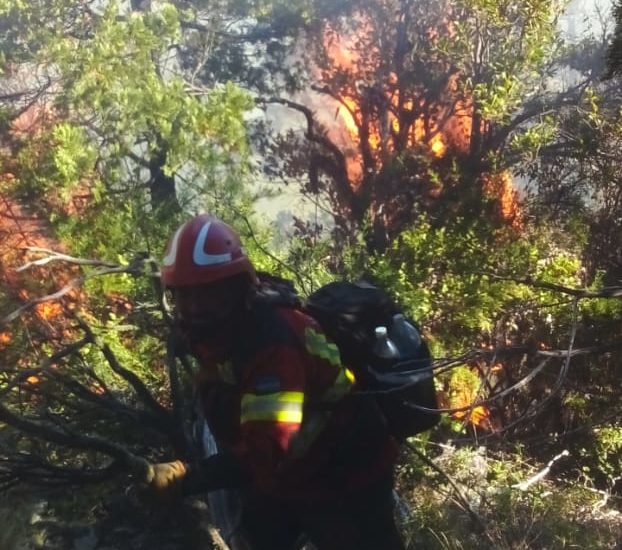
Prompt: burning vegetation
<box><xmin>283</xmin><ymin>1</ymin><xmax>524</xmax><ymax>247</ymax></box>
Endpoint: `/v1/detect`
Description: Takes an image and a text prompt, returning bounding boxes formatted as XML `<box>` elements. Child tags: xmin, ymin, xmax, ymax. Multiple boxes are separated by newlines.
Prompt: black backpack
<box><xmin>254</xmin><ymin>274</ymin><xmax>439</xmax><ymax>439</ymax></box>
<box><xmin>304</xmin><ymin>281</ymin><xmax>439</xmax><ymax>440</ymax></box>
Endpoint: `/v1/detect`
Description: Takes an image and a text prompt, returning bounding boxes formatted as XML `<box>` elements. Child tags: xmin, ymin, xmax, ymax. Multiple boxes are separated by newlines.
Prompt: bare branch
<box><xmin>1</xmin><ymin>252</ymin><xmax>158</xmax><ymax>327</ymax></box>
<box><xmin>16</xmin><ymin>247</ymin><xmax>119</xmax><ymax>271</ymax></box>
<box><xmin>0</xmin><ymin>453</ymin><xmax>124</xmax><ymax>489</ymax></box>
<box><xmin>0</xmin><ymin>336</ymin><xmax>90</xmax><ymax>396</ymax></box>
<box><xmin>1</xmin><ymin>276</ymin><xmax>84</xmax><ymax>326</ymax></box>
<box><xmin>512</xmin><ymin>450</ymin><xmax>570</xmax><ymax>491</ymax></box>
<box><xmin>77</xmin><ymin>320</ymin><xmax>170</xmax><ymax>420</ymax></box>
<box><xmin>0</xmin><ymin>398</ymin><xmax>150</xmax><ymax>477</ymax></box>
<box><xmin>257</xmin><ymin>96</ymin><xmax>348</xmax><ymax>166</ymax></box>
<box><xmin>483</xmin><ymin>273</ymin><xmax>622</xmax><ymax>299</ymax></box>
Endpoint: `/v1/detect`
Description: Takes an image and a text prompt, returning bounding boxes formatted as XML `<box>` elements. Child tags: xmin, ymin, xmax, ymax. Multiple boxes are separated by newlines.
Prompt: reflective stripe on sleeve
<box><xmin>320</xmin><ymin>364</ymin><xmax>353</xmax><ymax>403</ymax></box>
<box><xmin>240</xmin><ymin>391</ymin><xmax>304</xmax><ymax>424</ymax></box>
<box><xmin>304</xmin><ymin>328</ymin><xmax>353</xmax><ymax>402</ymax></box>
<box><xmin>304</xmin><ymin>328</ymin><xmax>342</xmax><ymax>367</ymax></box>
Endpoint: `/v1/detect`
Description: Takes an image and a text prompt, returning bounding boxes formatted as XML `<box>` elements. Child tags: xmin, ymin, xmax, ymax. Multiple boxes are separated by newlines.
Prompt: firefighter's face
<box><xmin>170</xmin><ymin>275</ymin><xmax>251</xmax><ymax>345</ymax></box>
<box><xmin>173</xmin><ymin>282</ymin><xmax>240</xmax><ymax>326</ymax></box>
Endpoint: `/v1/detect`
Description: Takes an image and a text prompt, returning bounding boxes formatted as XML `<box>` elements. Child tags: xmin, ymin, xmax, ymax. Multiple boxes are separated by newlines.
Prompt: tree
<box><xmin>606</xmin><ymin>0</ymin><xmax>622</xmax><ymax>76</ymax></box>
<box><xmin>1</xmin><ymin>0</ymin><xmax>252</xmax><ymax>221</ymax></box>
<box><xmin>215</xmin><ymin>0</ymin><xmax>571</xmax><ymax>250</ymax></box>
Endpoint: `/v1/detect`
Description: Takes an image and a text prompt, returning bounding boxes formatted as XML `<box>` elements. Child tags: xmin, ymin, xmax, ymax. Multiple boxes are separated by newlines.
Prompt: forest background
<box><xmin>0</xmin><ymin>0</ymin><xmax>621</xmax><ymax>548</ymax></box>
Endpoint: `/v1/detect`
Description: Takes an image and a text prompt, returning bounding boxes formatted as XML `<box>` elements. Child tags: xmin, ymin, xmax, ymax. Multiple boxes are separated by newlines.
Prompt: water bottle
<box><xmin>390</xmin><ymin>313</ymin><xmax>422</xmax><ymax>359</ymax></box>
<box><xmin>372</xmin><ymin>326</ymin><xmax>399</xmax><ymax>360</ymax></box>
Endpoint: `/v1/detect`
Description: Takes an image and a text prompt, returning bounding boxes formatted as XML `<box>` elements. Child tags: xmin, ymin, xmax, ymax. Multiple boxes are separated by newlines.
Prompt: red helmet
<box><xmin>161</xmin><ymin>214</ymin><xmax>257</xmax><ymax>287</ymax></box>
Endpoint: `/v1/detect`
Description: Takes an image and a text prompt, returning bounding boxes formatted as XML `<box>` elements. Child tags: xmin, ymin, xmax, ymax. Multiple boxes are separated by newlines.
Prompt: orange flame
<box><xmin>313</xmin><ymin>12</ymin><xmax>520</xmax><ymax>235</ymax></box>
<box><xmin>430</xmin><ymin>134</ymin><xmax>447</xmax><ymax>157</ymax></box>
<box><xmin>447</xmin><ymin>365</ymin><xmax>492</xmax><ymax>429</ymax></box>
<box><xmin>481</xmin><ymin>171</ymin><xmax>523</xmax><ymax>227</ymax></box>
<box><xmin>491</xmin><ymin>362</ymin><xmax>504</xmax><ymax>373</ymax></box>
<box><xmin>453</xmin><ymin>405</ymin><xmax>489</xmax><ymax>426</ymax></box>
<box><xmin>320</xmin><ymin>16</ymin><xmax>477</xmax><ymax>182</ymax></box>
<box><xmin>35</xmin><ymin>301</ymin><xmax>63</xmax><ymax>320</ymax></box>
<box><xmin>0</xmin><ymin>332</ymin><xmax>11</xmax><ymax>347</ymax></box>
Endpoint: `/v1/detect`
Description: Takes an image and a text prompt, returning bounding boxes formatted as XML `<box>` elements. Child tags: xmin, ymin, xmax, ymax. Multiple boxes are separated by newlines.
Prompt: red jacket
<box><xmin>192</xmin><ymin>301</ymin><xmax>397</xmax><ymax>501</ymax></box>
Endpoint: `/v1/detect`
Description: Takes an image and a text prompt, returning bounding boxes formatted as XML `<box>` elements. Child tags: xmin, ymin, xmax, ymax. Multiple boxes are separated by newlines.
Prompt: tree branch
<box><xmin>1</xmin><ymin>252</ymin><xmax>158</xmax><ymax>326</ymax></box>
<box><xmin>483</xmin><ymin>273</ymin><xmax>622</xmax><ymax>299</ymax></box>
<box><xmin>511</xmin><ymin>450</ymin><xmax>570</xmax><ymax>491</ymax></box>
<box><xmin>0</xmin><ymin>453</ymin><xmax>124</xmax><ymax>489</ymax></box>
<box><xmin>78</xmin><ymin>320</ymin><xmax>170</xmax><ymax>420</ymax></box>
<box><xmin>0</xmin><ymin>398</ymin><xmax>150</xmax><ymax>477</ymax></box>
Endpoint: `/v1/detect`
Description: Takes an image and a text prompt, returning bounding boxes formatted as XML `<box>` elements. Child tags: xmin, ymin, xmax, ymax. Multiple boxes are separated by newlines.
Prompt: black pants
<box><xmin>240</xmin><ymin>474</ymin><xmax>405</xmax><ymax>550</ymax></box>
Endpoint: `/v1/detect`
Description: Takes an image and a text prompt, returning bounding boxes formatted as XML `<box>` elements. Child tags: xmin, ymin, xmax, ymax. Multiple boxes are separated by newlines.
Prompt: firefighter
<box><xmin>147</xmin><ymin>214</ymin><xmax>404</xmax><ymax>550</ymax></box>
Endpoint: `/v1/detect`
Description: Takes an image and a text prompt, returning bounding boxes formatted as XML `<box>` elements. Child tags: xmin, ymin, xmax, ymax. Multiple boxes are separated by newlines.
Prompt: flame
<box><xmin>35</xmin><ymin>301</ymin><xmax>63</xmax><ymax>320</ymax></box>
<box><xmin>430</xmin><ymin>135</ymin><xmax>447</xmax><ymax>157</ymax></box>
<box><xmin>26</xmin><ymin>375</ymin><xmax>40</xmax><ymax>385</ymax></box>
<box><xmin>319</xmin><ymin>16</ymin><xmax>477</xmax><ymax>182</ymax></box>
<box><xmin>323</xmin><ymin>15</ymin><xmax>376</xmax><ymax>73</ymax></box>
<box><xmin>453</xmin><ymin>405</ymin><xmax>489</xmax><ymax>426</ymax></box>
<box><xmin>481</xmin><ymin>171</ymin><xmax>523</xmax><ymax>227</ymax></box>
<box><xmin>338</xmin><ymin>97</ymin><xmax>361</xmax><ymax>140</ymax></box>
<box><xmin>0</xmin><ymin>332</ymin><xmax>11</xmax><ymax>347</ymax></box>
<box><xmin>447</xmin><ymin>366</ymin><xmax>492</xmax><ymax>428</ymax></box>
<box><xmin>309</xmin><ymin>11</ymin><xmax>519</xmax><ymax>236</ymax></box>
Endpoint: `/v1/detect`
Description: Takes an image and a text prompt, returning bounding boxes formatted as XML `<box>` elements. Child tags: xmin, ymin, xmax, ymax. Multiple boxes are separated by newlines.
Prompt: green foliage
<box><xmin>399</xmin><ymin>445</ymin><xmax>622</xmax><ymax>549</ymax></box>
<box><xmin>510</xmin><ymin>116</ymin><xmax>558</xmax><ymax>160</ymax></box>
<box><xmin>579</xmin><ymin>425</ymin><xmax>622</xmax><ymax>486</ymax></box>
<box><xmin>51</xmin><ymin>123</ymin><xmax>97</xmax><ymax>189</ymax></box>
<box><xmin>0</xmin><ymin>0</ymin><xmax>255</xmax><ymax>496</ymax></box>
<box><xmin>368</xmin><ymin>215</ymin><xmax>583</xmax><ymax>352</ymax></box>
<box><xmin>80</xmin><ymin>320</ymin><xmax>166</xmax><ymax>396</ymax></box>
<box><xmin>46</xmin><ymin>1</ymin><xmax>252</xmax><ymax>199</ymax></box>
<box><xmin>450</xmin><ymin>0</ymin><xmax>564</xmax><ymax>123</ymax></box>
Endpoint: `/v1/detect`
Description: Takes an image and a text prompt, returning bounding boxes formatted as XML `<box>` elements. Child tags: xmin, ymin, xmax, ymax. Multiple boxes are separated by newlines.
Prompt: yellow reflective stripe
<box><xmin>321</xmin><ymin>365</ymin><xmax>353</xmax><ymax>403</ymax></box>
<box><xmin>240</xmin><ymin>391</ymin><xmax>304</xmax><ymax>424</ymax></box>
<box><xmin>305</xmin><ymin>328</ymin><xmax>341</xmax><ymax>367</ymax></box>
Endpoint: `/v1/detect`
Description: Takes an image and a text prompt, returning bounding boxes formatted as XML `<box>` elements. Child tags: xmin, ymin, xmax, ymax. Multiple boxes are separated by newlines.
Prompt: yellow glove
<box><xmin>144</xmin><ymin>460</ymin><xmax>187</xmax><ymax>496</ymax></box>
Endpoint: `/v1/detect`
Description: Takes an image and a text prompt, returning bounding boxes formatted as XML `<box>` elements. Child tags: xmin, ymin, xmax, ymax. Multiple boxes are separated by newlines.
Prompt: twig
<box><xmin>0</xmin><ymin>397</ymin><xmax>150</xmax><ymax>477</ymax></box>
<box><xmin>78</xmin><ymin>320</ymin><xmax>170</xmax><ymax>419</ymax></box>
<box><xmin>206</xmin><ymin>525</ymin><xmax>232</xmax><ymax>550</ymax></box>
<box><xmin>0</xmin><ymin>337</ymin><xmax>90</xmax><ymax>396</ymax></box>
<box><xmin>511</xmin><ymin>450</ymin><xmax>570</xmax><ymax>491</ymax></box>
<box><xmin>483</xmin><ymin>273</ymin><xmax>622</xmax><ymax>299</ymax></box>
<box><xmin>370</xmin><ymin>357</ymin><xmax>552</xmax><ymax>414</ymax></box>
<box><xmin>452</xmin><ymin>299</ymin><xmax>581</xmax><ymax>443</ymax></box>
<box><xmin>0</xmin><ymin>454</ymin><xmax>124</xmax><ymax>488</ymax></box>
<box><xmin>2</xmin><ymin>252</ymin><xmax>158</xmax><ymax>326</ymax></box>
<box><xmin>1</xmin><ymin>276</ymin><xmax>85</xmax><ymax>325</ymax></box>
<box><xmin>16</xmin><ymin>247</ymin><xmax>119</xmax><ymax>271</ymax></box>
